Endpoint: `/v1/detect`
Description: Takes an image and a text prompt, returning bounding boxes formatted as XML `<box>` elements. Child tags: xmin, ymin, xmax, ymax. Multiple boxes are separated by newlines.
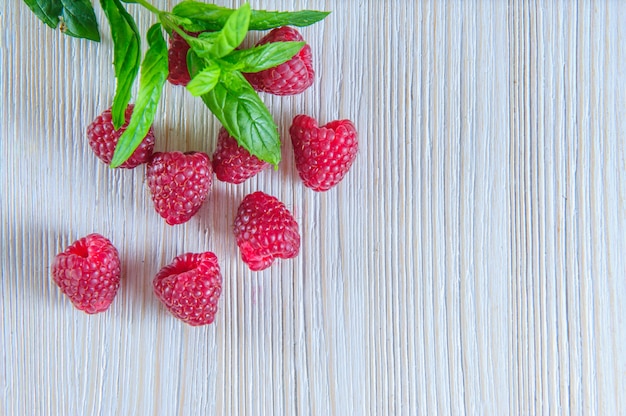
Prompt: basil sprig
<box><xmin>23</xmin><ymin>0</ymin><xmax>330</xmax><ymax>167</ymax></box>
<box><xmin>177</xmin><ymin>3</ymin><xmax>308</xmax><ymax>166</ymax></box>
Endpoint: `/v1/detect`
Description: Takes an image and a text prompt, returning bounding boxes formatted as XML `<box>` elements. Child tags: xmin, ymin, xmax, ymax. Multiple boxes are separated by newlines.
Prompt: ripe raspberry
<box><xmin>167</xmin><ymin>30</ymin><xmax>199</xmax><ymax>86</ymax></box>
<box><xmin>289</xmin><ymin>114</ymin><xmax>358</xmax><ymax>191</ymax></box>
<box><xmin>153</xmin><ymin>252</ymin><xmax>222</xmax><ymax>326</ymax></box>
<box><xmin>86</xmin><ymin>104</ymin><xmax>155</xmax><ymax>168</ymax></box>
<box><xmin>51</xmin><ymin>233</ymin><xmax>121</xmax><ymax>314</ymax></box>
<box><xmin>146</xmin><ymin>151</ymin><xmax>213</xmax><ymax>225</ymax></box>
<box><xmin>212</xmin><ymin>127</ymin><xmax>270</xmax><ymax>184</ymax></box>
<box><xmin>243</xmin><ymin>26</ymin><xmax>314</xmax><ymax>96</ymax></box>
<box><xmin>233</xmin><ymin>191</ymin><xmax>300</xmax><ymax>271</ymax></box>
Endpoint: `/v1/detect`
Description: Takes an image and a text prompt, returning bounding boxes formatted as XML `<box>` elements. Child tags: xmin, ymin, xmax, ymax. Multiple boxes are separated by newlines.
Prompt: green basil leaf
<box><xmin>172</xmin><ymin>1</ymin><xmax>329</xmax><ymax>32</ymax></box>
<box><xmin>186</xmin><ymin>63</ymin><xmax>221</xmax><ymax>96</ymax></box>
<box><xmin>208</xmin><ymin>3</ymin><xmax>250</xmax><ymax>58</ymax></box>
<box><xmin>221</xmin><ymin>41</ymin><xmax>305</xmax><ymax>73</ymax></box>
<box><xmin>248</xmin><ymin>9</ymin><xmax>331</xmax><ymax>30</ymax></box>
<box><xmin>197</xmin><ymin>32</ymin><xmax>219</xmax><ymax>41</ymax></box>
<box><xmin>23</xmin><ymin>0</ymin><xmax>62</xmax><ymax>28</ymax></box>
<box><xmin>181</xmin><ymin>3</ymin><xmax>250</xmax><ymax>60</ymax></box>
<box><xmin>181</xmin><ymin>32</ymin><xmax>217</xmax><ymax>59</ymax></box>
<box><xmin>60</xmin><ymin>0</ymin><xmax>100</xmax><ymax>41</ymax></box>
<box><xmin>189</xmin><ymin>52</ymin><xmax>281</xmax><ymax>166</ymax></box>
<box><xmin>100</xmin><ymin>0</ymin><xmax>141</xmax><ymax>129</ymax></box>
<box><xmin>24</xmin><ymin>0</ymin><xmax>100</xmax><ymax>41</ymax></box>
<box><xmin>111</xmin><ymin>24</ymin><xmax>168</xmax><ymax>168</ymax></box>
<box><xmin>170</xmin><ymin>2</ymin><xmax>231</xmax><ymax>31</ymax></box>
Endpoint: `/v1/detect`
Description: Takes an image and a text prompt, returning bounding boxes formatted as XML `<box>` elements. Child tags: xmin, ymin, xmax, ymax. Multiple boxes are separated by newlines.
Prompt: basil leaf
<box><xmin>24</xmin><ymin>0</ymin><xmax>100</xmax><ymax>41</ymax></box>
<box><xmin>197</xmin><ymin>32</ymin><xmax>219</xmax><ymax>41</ymax></box>
<box><xmin>186</xmin><ymin>63</ymin><xmax>221</xmax><ymax>96</ymax></box>
<box><xmin>100</xmin><ymin>0</ymin><xmax>141</xmax><ymax>129</ymax></box>
<box><xmin>189</xmin><ymin>52</ymin><xmax>281</xmax><ymax>166</ymax></box>
<box><xmin>182</xmin><ymin>2</ymin><xmax>250</xmax><ymax>61</ymax></box>
<box><xmin>205</xmin><ymin>72</ymin><xmax>281</xmax><ymax>166</ymax></box>
<box><xmin>23</xmin><ymin>0</ymin><xmax>62</xmax><ymax>28</ymax></box>
<box><xmin>221</xmin><ymin>41</ymin><xmax>305</xmax><ymax>73</ymax></box>
<box><xmin>182</xmin><ymin>32</ymin><xmax>218</xmax><ymax>59</ymax></box>
<box><xmin>208</xmin><ymin>3</ymin><xmax>250</xmax><ymax>58</ymax></box>
<box><xmin>248</xmin><ymin>9</ymin><xmax>331</xmax><ymax>30</ymax></box>
<box><xmin>110</xmin><ymin>24</ymin><xmax>168</xmax><ymax>168</ymax></box>
<box><xmin>60</xmin><ymin>0</ymin><xmax>100</xmax><ymax>41</ymax></box>
<box><xmin>172</xmin><ymin>1</ymin><xmax>329</xmax><ymax>32</ymax></box>
<box><xmin>170</xmin><ymin>2</ymin><xmax>231</xmax><ymax>31</ymax></box>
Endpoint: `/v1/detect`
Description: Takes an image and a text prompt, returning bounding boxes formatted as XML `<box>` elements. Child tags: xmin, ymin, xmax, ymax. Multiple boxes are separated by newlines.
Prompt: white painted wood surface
<box><xmin>1</xmin><ymin>0</ymin><xmax>625</xmax><ymax>414</ymax></box>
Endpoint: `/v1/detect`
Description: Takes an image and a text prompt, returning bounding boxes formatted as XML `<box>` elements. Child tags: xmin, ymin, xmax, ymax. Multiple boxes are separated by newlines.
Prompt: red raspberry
<box><xmin>243</xmin><ymin>26</ymin><xmax>314</xmax><ymax>96</ymax></box>
<box><xmin>153</xmin><ymin>252</ymin><xmax>222</xmax><ymax>326</ymax></box>
<box><xmin>146</xmin><ymin>151</ymin><xmax>213</xmax><ymax>225</ymax></box>
<box><xmin>289</xmin><ymin>114</ymin><xmax>358</xmax><ymax>191</ymax></box>
<box><xmin>86</xmin><ymin>104</ymin><xmax>155</xmax><ymax>168</ymax></box>
<box><xmin>167</xmin><ymin>30</ymin><xmax>199</xmax><ymax>86</ymax></box>
<box><xmin>212</xmin><ymin>127</ymin><xmax>270</xmax><ymax>184</ymax></box>
<box><xmin>233</xmin><ymin>191</ymin><xmax>300</xmax><ymax>271</ymax></box>
<box><xmin>51</xmin><ymin>233</ymin><xmax>121</xmax><ymax>314</ymax></box>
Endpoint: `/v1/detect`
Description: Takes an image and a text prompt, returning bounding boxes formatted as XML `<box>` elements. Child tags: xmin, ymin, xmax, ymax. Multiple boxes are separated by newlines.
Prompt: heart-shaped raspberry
<box><xmin>289</xmin><ymin>114</ymin><xmax>358</xmax><ymax>191</ymax></box>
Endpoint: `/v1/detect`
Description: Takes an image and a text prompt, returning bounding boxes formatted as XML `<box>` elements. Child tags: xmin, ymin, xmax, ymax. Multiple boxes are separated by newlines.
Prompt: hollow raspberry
<box><xmin>233</xmin><ymin>191</ymin><xmax>300</xmax><ymax>271</ymax></box>
<box><xmin>51</xmin><ymin>233</ymin><xmax>121</xmax><ymax>314</ymax></box>
<box><xmin>243</xmin><ymin>26</ymin><xmax>314</xmax><ymax>96</ymax></box>
<box><xmin>86</xmin><ymin>104</ymin><xmax>155</xmax><ymax>168</ymax></box>
<box><xmin>289</xmin><ymin>114</ymin><xmax>358</xmax><ymax>191</ymax></box>
<box><xmin>212</xmin><ymin>127</ymin><xmax>270</xmax><ymax>184</ymax></box>
<box><xmin>153</xmin><ymin>252</ymin><xmax>222</xmax><ymax>326</ymax></box>
<box><xmin>146</xmin><ymin>151</ymin><xmax>213</xmax><ymax>225</ymax></box>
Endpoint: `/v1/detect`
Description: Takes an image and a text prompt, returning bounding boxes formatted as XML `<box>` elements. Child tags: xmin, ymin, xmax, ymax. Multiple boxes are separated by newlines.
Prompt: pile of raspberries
<box><xmin>51</xmin><ymin>27</ymin><xmax>358</xmax><ymax>326</ymax></box>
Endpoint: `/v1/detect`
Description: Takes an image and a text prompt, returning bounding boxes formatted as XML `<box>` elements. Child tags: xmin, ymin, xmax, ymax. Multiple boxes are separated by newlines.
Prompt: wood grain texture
<box><xmin>1</xmin><ymin>1</ymin><xmax>624</xmax><ymax>415</ymax></box>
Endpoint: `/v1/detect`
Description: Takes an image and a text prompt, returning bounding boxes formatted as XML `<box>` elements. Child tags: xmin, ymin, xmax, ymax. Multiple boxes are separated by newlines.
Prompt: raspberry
<box><xmin>233</xmin><ymin>191</ymin><xmax>300</xmax><ymax>271</ymax></box>
<box><xmin>212</xmin><ymin>127</ymin><xmax>270</xmax><ymax>184</ymax></box>
<box><xmin>51</xmin><ymin>233</ymin><xmax>121</xmax><ymax>314</ymax></box>
<box><xmin>146</xmin><ymin>151</ymin><xmax>213</xmax><ymax>225</ymax></box>
<box><xmin>289</xmin><ymin>114</ymin><xmax>358</xmax><ymax>191</ymax></box>
<box><xmin>243</xmin><ymin>26</ymin><xmax>314</xmax><ymax>96</ymax></box>
<box><xmin>86</xmin><ymin>104</ymin><xmax>155</xmax><ymax>168</ymax></box>
<box><xmin>153</xmin><ymin>252</ymin><xmax>222</xmax><ymax>326</ymax></box>
<box><xmin>167</xmin><ymin>30</ymin><xmax>199</xmax><ymax>86</ymax></box>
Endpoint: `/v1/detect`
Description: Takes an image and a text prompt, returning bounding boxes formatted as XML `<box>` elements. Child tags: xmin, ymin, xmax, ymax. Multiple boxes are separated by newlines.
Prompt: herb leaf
<box><xmin>100</xmin><ymin>0</ymin><xmax>141</xmax><ymax>129</ymax></box>
<box><xmin>186</xmin><ymin>63</ymin><xmax>221</xmax><ymax>96</ymax></box>
<box><xmin>172</xmin><ymin>1</ymin><xmax>329</xmax><ymax>32</ymax></box>
<box><xmin>24</xmin><ymin>0</ymin><xmax>101</xmax><ymax>41</ymax></box>
<box><xmin>207</xmin><ymin>3</ymin><xmax>250</xmax><ymax>58</ymax></box>
<box><xmin>60</xmin><ymin>0</ymin><xmax>101</xmax><ymax>41</ymax></box>
<box><xmin>170</xmin><ymin>2</ymin><xmax>232</xmax><ymax>31</ymax></box>
<box><xmin>248</xmin><ymin>9</ymin><xmax>330</xmax><ymax>30</ymax></box>
<box><xmin>189</xmin><ymin>52</ymin><xmax>281</xmax><ymax>166</ymax></box>
<box><xmin>110</xmin><ymin>24</ymin><xmax>168</xmax><ymax>168</ymax></box>
<box><xmin>181</xmin><ymin>33</ymin><xmax>217</xmax><ymax>59</ymax></box>
<box><xmin>221</xmin><ymin>41</ymin><xmax>305</xmax><ymax>73</ymax></box>
<box><xmin>23</xmin><ymin>0</ymin><xmax>62</xmax><ymax>28</ymax></box>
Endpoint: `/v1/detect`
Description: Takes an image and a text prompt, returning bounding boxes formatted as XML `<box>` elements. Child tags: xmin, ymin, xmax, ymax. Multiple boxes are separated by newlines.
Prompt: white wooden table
<box><xmin>2</xmin><ymin>1</ymin><xmax>625</xmax><ymax>414</ymax></box>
